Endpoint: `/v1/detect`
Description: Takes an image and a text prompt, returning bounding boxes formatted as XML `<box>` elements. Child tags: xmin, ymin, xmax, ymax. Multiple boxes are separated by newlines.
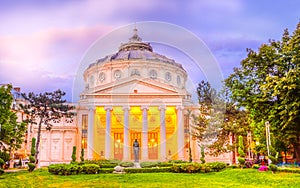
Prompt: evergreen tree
<box><xmin>20</xmin><ymin>90</ymin><xmax>74</xmax><ymax>164</ymax></box>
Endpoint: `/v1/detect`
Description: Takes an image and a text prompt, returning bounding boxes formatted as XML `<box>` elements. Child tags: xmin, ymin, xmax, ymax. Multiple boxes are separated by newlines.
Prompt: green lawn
<box><xmin>1</xmin><ymin>168</ymin><xmax>300</xmax><ymax>188</ymax></box>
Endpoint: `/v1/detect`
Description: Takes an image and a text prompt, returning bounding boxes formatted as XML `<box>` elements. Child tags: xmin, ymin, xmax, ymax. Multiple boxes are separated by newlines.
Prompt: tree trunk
<box><xmin>293</xmin><ymin>142</ymin><xmax>300</xmax><ymax>163</ymax></box>
<box><xmin>35</xmin><ymin>119</ymin><xmax>42</xmax><ymax>165</ymax></box>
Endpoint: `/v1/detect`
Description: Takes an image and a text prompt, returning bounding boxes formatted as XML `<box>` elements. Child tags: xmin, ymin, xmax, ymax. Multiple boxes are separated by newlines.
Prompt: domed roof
<box><xmin>88</xmin><ymin>29</ymin><xmax>184</xmax><ymax>70</ymax></box>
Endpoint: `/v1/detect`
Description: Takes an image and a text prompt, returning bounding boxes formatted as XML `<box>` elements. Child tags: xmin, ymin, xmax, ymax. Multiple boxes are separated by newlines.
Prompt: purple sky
<box><xmin>0</xmin><ymin>0</ymin><xmax>299</xmax><ymax>102</ymax></box>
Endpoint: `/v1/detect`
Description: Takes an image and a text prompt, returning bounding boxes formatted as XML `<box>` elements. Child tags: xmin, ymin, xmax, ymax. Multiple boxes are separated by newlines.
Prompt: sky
<box><xmin>0</xmin><ymin>0</ymin><xmax>299</xmax><ymax>102</ymax></box>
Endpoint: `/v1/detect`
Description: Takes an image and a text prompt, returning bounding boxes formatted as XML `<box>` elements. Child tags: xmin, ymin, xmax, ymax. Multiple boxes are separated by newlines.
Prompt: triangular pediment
<box><xmin>93</xmin><ymin>77</ymin><xmax>180</xmax><ymax>95</ymax></box>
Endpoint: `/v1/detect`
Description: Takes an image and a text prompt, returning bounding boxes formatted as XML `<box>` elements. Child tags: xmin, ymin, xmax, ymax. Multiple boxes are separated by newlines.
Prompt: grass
<box><xmin>1</xmin><ymin>168</ymin><xmax>300</xmax><ymax>188</ymax></box>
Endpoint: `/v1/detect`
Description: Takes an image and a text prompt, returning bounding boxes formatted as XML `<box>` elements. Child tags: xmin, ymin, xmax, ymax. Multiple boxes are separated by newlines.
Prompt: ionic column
<box><xmin>87</xmin><ymin>107</ymin><xmax>95</xmax><ymax>160</ymax></box>
<box><xmin>105</xmin><ymin>106</ymin><xmax>112</xmax><ymax>159</ymax></box>
<box><xmin>123</xmin><ymin>106</ymin><xmax>130</xmax><ymax>161</ymax></box>
<box><xmin>159</xmin><ymin>106</ymin><xmax>166</xmax><ymax>161</ymax></box>
<box><xmin>176</xmin><ymin>106</ymin><xmax>184</xmax><ymax>160</ymax></box>
<box><xmin>141</xmin><ymin>106</ymin><xmax>149</xmax><ymax>160</ymax></box>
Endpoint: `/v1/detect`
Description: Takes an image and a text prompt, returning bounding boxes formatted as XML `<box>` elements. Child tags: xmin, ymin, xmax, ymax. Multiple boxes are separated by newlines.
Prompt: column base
<box><xmin>133</xmin><ymin>162</ymin><xmax>141</xmax><ymax>168</ymax></box>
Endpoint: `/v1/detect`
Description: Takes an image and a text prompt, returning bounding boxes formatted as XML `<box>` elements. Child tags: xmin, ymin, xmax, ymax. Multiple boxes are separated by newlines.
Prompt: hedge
<box><xmin>140</xmin><ymin>162</ymin><xmax>173</xmax><ymax>168</ymax></box>
<box><xmin>124</xmin><ymin>167</ymin><xmax>171</xmax><ymax>173</ymax></box>
<box><xmin>171</xmin><ymin>162</ymin><xmax>227</xmax><ymax>173</ymax></box>
<box><xmin>48</xmin><ymin>164</ymin><xmax>100</xmax><ymax>175</ymax></box>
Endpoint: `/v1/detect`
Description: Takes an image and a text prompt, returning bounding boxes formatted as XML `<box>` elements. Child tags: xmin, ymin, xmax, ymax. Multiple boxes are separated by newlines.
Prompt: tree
<box><xmin>0</xmin><ymin>84</ymin><xmax>26</xmax><ymax>152</ymax></box>
<box><xmin>20</xmin><ymin>90</ymin><xmax>74</xmax><ymax>164</ymax></box>
<box><xmin>237</xmin><ymin>135</ymin><xmax>246</xmax><ymax>167</ymax></box>
<box><xmin>192</xmin><ymin>81</ymin><xmax>220</xmax><ymax>145</ymax></box>
<box><xmin>207</xmin><ymin>87</ymin><xmax>250</xmax><ymax>158</ymax></box>
<box><xmin>225</xmin><ymin>22</ymin><xmax>300</xmax><ymax>162</ymax></box>
<box><xmin>193</xmin><ymin>81</ymin><xmax>250</xmax><ymax>163</ymax></box>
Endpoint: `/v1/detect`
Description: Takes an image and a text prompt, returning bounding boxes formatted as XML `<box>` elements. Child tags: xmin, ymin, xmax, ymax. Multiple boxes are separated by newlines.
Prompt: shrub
<box><xmin>228</xmin><ymin>165</ymin><xmax>238</xmax><ymax>169</ymax></box>
<box><xmin>252</xmin><ymin>164</ymin><xmax>260</xmax><ymax>169</ymax></box>
<box><xmin>28</xmin><ymin>137</ymin><xmax>36</xmax><ymax>172</ymax></box>
<box><xmin>71</xmin><ymin>146</ymin><xmax>76</xmax><ymax>163</ymax></box>
<box><xmin>201</xmin><ymin>163</ymin><xmax>211</xmax><ymax>173</ymax></box>
<box><xmin>28</xmin><ymin>163</ymin><xmax>36</xmax><ymax>172</ymax></box>
<box><xmin>169</xmin><ymin>160</ymin><xmax>188</xmax><ymax>164</ymax></box>
<box><xmin>81</xmin><ymin>164</ymin><xmax>100</xmax><ymax>174</ymax></box>
<box><xmin>31</xmin><ymin>138</ymin><xmax>36</xmax><ymax>157</ymax></box>
<box><xmin>101</xmin><ymin>163</ymin><xmax>117</xmax><ymax>168</ymax></box>
<box><xmin>238</xmin><ymin>136</ymin><xmax>245</xmax><ymax>157</ymax></box>
<box><xmin>124</xmin><ymin>167</ymin><xmax>171</xmax><ymax>173</ymax></box>
<box><xmin>29</xmin><ymin>156</ymin><xmax>35</xmax><ymax>163</ymax></box>
<box><xmin>238</xmin><ymin>157</ymin><xmax>245</xmax><ymax>167</ymax></box>
<box><xmin>208</xmin><ymin>162</ymin><xmax>226</xmax><ymax>172</ymax></box>
<box><xmin>244</xmin><ymin>160</ymin><xmax>253</xmax><ymax>168</ymax></box>
<box><xmin>80</xmin><ymin>148</ymin><xmax>84</xmax><ymax>162</ymax></box>
<box><xmin>119</xmin><ymin>161</ymin><xmax>134</xmax><ymax>167</ymax></box>
<box><xmin>140</xmin><ymin>161</ymin><xmax>173</xmax><ymax>168</ymax></box>
<box><xmin>0</xmin><ymin>151</ymin><xmax>10</xmax><ymax>163</ymax></box>
<box><xmin>171</xmin><ymin>163</ymin><xmax>202</xmax><ymax>173</ymax></box>
<box><xmin>0</xmin><ymin>168</ymin><xmax>4</xmax><ymax>175</ymax></box>
<box><xmin>269</xmin><ymin>164</ymin><xmax>278</xmax><ymax>173</ymax></box>
<box><xmin>200</xmin><ymin>146</ymin><xmax>205</xmax><ymax>164</ymax></box>
<box><xmin>140</xmin><ymin>161</ymin><xmax>159</xmax><ymax>168</ymax></box>
<box><xmin>98</xmin><ymin>168</ymin><xmax>114</xmax><ymax>173</ymax></box>
<box><xmin>0</xmin><ymin>158</ymin><xmax>4</xmax><ymax>168</ymax></box>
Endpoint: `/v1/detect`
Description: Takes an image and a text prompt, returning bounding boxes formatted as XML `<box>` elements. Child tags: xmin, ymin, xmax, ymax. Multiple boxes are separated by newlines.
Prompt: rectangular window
<box><xmin>82</xmin><ymin>114</ymin><xmax>88</xmax><ymax>149</ymax></box>
<box><xmin>82</xmin><ymin>114</ymin><xmax>88</xmax><ymax>130</ymax></box>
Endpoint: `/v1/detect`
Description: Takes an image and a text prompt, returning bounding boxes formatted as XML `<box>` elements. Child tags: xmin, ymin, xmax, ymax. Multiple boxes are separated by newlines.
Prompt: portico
<box><xmin>85</xmin><ymin>105</ymin><xmax>184</xmax><ymax>161</ymax></box>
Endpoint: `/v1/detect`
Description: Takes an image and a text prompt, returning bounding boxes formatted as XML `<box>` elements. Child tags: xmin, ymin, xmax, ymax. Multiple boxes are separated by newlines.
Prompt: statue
<box><xmin>133</xmin><ymin>139</ymin><xmax>140</xmax><ymax>162</ymax></box>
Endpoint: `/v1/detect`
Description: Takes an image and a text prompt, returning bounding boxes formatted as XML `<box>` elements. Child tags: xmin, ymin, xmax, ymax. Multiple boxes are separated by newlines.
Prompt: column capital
<box><xmin>158</xmin><ymin>105</ymin><xmax>166</xmax><ymax>111</ymax></box>
<box><xmin>176</xmin><ymin>105</ymin><xmax>184</xmax><ymax>111</ymax></box>
<box><xmin>104</xmin><ymin>106</ymin><xmax>113</xmax><ymax>111</ymax></box>
<box><xmin>122</xmin><ymin>106</ymin><xmax>130</xmax><ymax>111</ymax></box>
<box><xmin>88</xmin><ymin>106</ymin><xmax>95</xmax><ymax>111</ymax></box>
<box><xmin>141</xmin><ymin>105</ymin><xmax>149</xmax><ymax>110</ymax></box>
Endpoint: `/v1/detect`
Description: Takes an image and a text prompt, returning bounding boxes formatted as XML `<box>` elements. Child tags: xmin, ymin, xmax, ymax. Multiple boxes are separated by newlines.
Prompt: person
<box><xmin>133</xmin><ymin>139</ymin><xmax>139</xmax><ymax>162</ymax></box>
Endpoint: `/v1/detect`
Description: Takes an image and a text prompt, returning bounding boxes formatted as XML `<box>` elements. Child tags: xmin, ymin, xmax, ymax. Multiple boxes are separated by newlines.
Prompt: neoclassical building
<box><xmin>77</xmin><ymin>29</ymin><xmax>195</xmax><ymax>161</ymax></box>
<box><xmin>12</xmin><ymin>29</ymin><xmax>232</xmax><ymax>165</ymax></box>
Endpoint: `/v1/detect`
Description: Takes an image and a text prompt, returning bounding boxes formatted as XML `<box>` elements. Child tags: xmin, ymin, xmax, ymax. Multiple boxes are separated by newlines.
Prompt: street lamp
<box><xmin>265</xmin><ymin>121</ymin><xmax>271</xmax><ymax>157</ymax></box>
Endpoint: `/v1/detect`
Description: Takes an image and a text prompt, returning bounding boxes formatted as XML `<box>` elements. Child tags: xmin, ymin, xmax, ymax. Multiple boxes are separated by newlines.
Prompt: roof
<box><xmin>87</xmin><ymin>29</ymin><xmax>184</xmax><ymax>70</ymax></box>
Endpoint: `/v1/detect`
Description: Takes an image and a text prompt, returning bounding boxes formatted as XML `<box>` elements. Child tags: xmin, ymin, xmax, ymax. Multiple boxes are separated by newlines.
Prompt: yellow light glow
<box><xmin>166</xmin><ymin>106</ymin><xmax>175</xmax><ymax>114</ymax></box>
<box><xmin>150</xmin><ymin>138</ymin><xmax>155</xmax><ymax>142</ymax></box>
<box><xmin>117</xmin><ymin>139</ymin><xmax>121</xmax><ymax>143</ymax></box>
<box><xmin>96</xmin><ymin>106</ymin><xmax>105</xmax><ymax>114</ymax></box>
<box><xmin>130</xmin><ymin>106</ymin><xmax>141</xmax><ymax>114</ymax></box>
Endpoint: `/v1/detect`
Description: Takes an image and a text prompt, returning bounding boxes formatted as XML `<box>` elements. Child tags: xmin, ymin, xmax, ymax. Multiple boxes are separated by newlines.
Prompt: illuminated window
<box><xmin>82</xmin><ymin>114</ymin><xmax>88</xmax><ymax>149</ymax></box>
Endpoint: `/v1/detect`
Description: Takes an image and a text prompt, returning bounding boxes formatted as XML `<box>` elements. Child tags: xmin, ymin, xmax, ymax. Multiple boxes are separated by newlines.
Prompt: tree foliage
<box><xmin>20</xmin><ymin>89</ymin><xmax>74</xmax><ymax>163</ymax></box>
<box><xmin>0</xmin><ymin>84</ymin><xmax>26</xmax><ymax>152</ymax></box>
<box><xmin>193</xmin><ymin>81</ymin><xmax>250</xmax><ymax>159</ymax></box>
<box><xmin>225</xmin><ymin>22</ymin><xmax>300</xmax><ymax>162</ymax></box>
<box><xmin>192</xmin><ymin>81</ymin><xmax>220</xmax><ymax>144</ymax></box>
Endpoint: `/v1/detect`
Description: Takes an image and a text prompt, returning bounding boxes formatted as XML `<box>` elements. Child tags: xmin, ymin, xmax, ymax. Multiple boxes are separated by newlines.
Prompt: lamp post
<box><xmin>265</xmin><ymin>121</ymin><xmax>271</xmax><ymax>157</ymax></box>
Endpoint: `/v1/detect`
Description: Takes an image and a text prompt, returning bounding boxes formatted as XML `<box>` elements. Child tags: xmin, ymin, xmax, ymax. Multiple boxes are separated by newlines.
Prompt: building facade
<box><xmin>12</xmin><ymin>29</ymin><xmax>232</xmax><ymax>165</ymax></box>
<box><xmin>77</xmin><ymin>29</ymin><xmax>195</xmax><ymax>161</ymax></box>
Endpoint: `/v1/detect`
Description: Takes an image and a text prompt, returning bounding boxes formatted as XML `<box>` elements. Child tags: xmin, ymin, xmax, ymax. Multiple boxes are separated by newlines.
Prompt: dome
<box><xmin>88</xmin><ymin>29</ymin><xmax>184</xmax><ymax>70</ymax></box>
<box><xmin>84</xmin><ymin>28</ymin><xmax>187</xmax><ymax>90</ymax></box>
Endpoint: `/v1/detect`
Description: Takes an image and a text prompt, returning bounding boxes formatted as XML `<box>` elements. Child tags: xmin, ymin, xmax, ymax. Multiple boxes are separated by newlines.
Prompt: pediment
<box><xmin>93</xmin><ymin>78</ymin><xmax>179</xmax><ymax>95</ymax></box>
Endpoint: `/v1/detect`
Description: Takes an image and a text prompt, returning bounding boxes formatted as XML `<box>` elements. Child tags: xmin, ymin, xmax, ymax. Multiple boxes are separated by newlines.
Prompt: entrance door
<box><xmin>114</xmin><ymin>133</ymin><xmax>123</xmax><ymax>160</ymax></box>
<box><xmin>148</xmin><ymin>132</ymin><xmax>158</xmax><ymax>159</ymax></box>
<box><xmin>130</xmin><ymin>132</ymin><xmax>141</xmax><ymax>160</ymax></box>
